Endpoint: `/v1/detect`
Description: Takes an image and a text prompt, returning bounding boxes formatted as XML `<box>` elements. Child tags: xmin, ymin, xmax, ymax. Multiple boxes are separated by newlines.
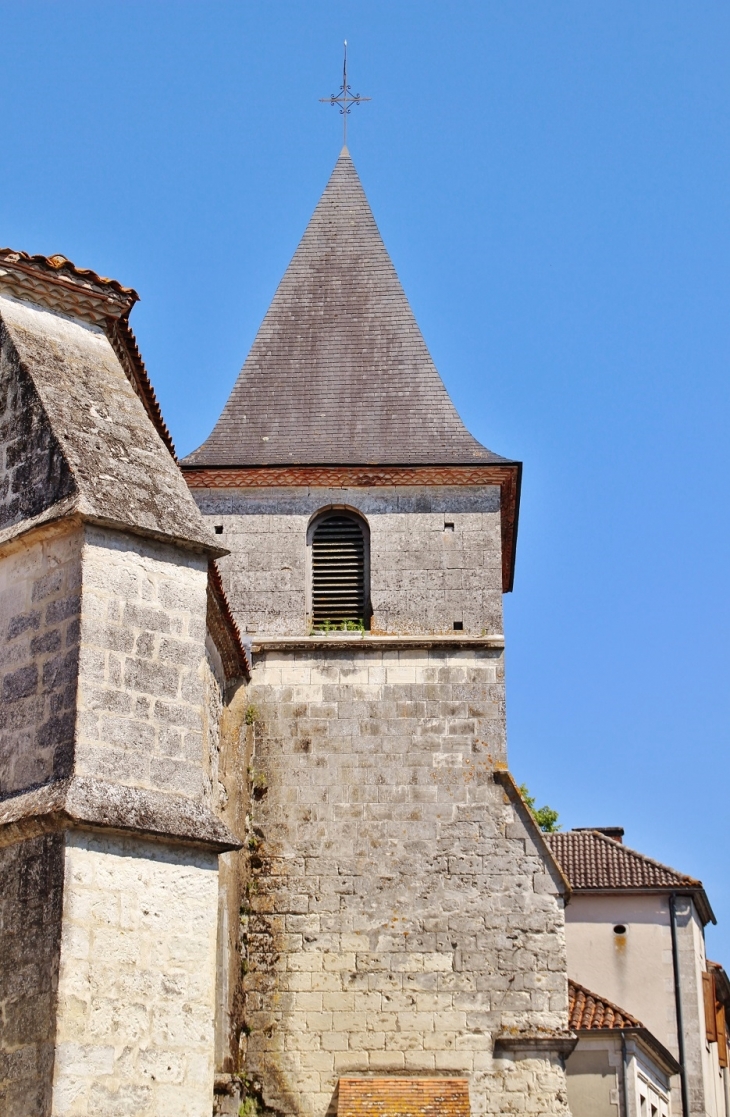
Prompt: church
<box><xmin>2</xmin><ymin>144</ymin><xmax>589</xmax><ymax>1117</ymax></box>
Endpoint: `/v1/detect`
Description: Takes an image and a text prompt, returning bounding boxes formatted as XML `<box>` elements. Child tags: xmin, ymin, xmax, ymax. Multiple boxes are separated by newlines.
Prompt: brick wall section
<box><xmin>0</xmin><ymin>833</ymin><xmax>65</xmax><ymax>1117</ymax></box>
<box><xmin>0</xmin><ymin>316</ymin><xmax>75</xmax><ymax>531</ymax></box>
<box><xmin>241</xmin><ymin>647</ymin><xmax>569</xmax><ymax>1117</ymax></box>
<box><xmin>192</xmin><ymin>486</ymin><xmax>502</xmax><ymax>637</ymax></box>
<box><xmin>74</xmin><ymin>526</ymin><xmax>210</xmax><ymax>799</ymax></box>
<box><xmin>0</xmin><ymin>522</ymin><xmax>82</xmax><ymax>797</ymax></box>
<box><xmin>51</xmin><ymin>830</ymin><xmax>218</xmax><ymax>1117</ymax></box>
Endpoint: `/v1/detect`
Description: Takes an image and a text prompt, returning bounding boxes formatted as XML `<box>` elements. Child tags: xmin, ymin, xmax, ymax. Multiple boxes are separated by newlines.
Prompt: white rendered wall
<box><xmin>564</xmin><ymin>894</ymin><xmax>677</xmax><ymax>1055</ymax></box>
<box><xmin>51</xmin><ymin>830</ymin><xmax>218</xmax><ymax>1117</ymax></box>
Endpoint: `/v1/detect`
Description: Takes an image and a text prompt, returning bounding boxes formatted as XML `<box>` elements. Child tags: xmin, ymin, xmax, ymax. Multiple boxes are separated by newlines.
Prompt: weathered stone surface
<box><xmin>0</xmin><ymin>776</ymin><xmax>239</xmax><ymax>852</ymax></box>
<box><xmin>51</xmin><ymin>830</ymin><xmax>219</xmax><ymax>1116</ymax></box>
<box><xmin>193</xmin><ymin>486</ymin><xmax>503</xmax><ymax>637</ymax></box>
<box><xmin>0</xmin><ymin>832</ymin><xmax>65</xmax><ymax>1117</ymax></box>
<box><xmin>0</xmin><ymin>287</ymin><xmax>247</xmax><ymax>1117</ymax></box>
<box><xmin>0</xmin><ymin>522</ymin><xmax>82</xmax><ymax>798</ymax></box>
<box><xmin>239</xmin><ymin>646</ymin><xmax>570</xmax><ymax>1117</ymax></box>
<box><xmin>0</xmin><ymin>316</ymin><xmax>75</xmax><ymax>530</ymax></box>
<box><xmin>0</xmin><ymin>294</ymin><xmax>220</xmax><ymax>553</ymax></box>
<box><xmin>74</xmin><ymin>527</ymin><xmax>212</xmax><ymax>801</ymax></box>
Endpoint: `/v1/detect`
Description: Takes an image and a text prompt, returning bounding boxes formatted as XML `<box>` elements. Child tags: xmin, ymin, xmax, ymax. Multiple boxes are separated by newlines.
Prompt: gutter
<box><xmin>621</xmin><ymin>1031</ymin><xmax>631</xmax><ymax>1117</ymax></box>
<box><xmin>670</xmin><ymin>892</ymin><xmax>690</xmax><ymax>1117</ymax></box>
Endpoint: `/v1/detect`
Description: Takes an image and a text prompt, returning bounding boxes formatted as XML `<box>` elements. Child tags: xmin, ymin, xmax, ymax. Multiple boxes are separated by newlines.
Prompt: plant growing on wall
<box><xmin>518</xmin><ymin>784</ymin><xmax>561</xmax><ymax>832</ymax></box>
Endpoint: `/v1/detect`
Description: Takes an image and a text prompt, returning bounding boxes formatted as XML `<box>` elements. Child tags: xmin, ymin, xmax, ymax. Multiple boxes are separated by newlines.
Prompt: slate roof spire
<box><xmin>184</xmin><ymin>148</ymin><xmax>508</xmax><ymax>467</ymax></box>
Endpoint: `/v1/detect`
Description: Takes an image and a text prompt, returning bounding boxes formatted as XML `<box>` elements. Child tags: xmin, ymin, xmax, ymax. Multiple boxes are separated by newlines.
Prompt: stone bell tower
<box><xmin>183</xmin><ymin>149</ymin><xmax>575</xmax><ymax>1117</ymax></box>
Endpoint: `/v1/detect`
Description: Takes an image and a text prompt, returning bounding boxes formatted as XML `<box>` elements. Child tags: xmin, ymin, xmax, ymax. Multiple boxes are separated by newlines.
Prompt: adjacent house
<box><xmin>566</xmin><ymin>978</ymin><xmax>679</xmax><ymax>1117</ymax></box>
<box><xmin>548</xmin><ymin>828</ymin><xmax>730</xmax><ymax>1117</ymax></box>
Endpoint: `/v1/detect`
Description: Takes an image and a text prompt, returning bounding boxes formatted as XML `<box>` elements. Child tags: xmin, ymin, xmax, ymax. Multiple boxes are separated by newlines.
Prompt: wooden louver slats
<box><xmin>312</xmin><ymin>515</ymin><xmax>365</xmax><ymax>624</ymax></box>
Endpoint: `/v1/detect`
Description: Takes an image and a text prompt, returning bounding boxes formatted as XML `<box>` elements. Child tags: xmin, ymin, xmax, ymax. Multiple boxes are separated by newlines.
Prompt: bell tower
<box><xmin>183</xmin><ymin>149</ymin><xmax>574</xmax><ymax>1117</ymax></box>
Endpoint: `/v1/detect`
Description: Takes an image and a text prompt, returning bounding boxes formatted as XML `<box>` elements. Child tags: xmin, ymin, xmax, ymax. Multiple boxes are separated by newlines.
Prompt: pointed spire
<box><xmin>185</xmin><ymin>151</ymin><xmax>507</xmax><ymax>467</ymax></box>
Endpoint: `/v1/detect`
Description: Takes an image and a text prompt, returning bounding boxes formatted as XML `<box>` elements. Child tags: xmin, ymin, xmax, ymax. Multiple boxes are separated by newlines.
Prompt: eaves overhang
<box><xmin>571</xmin><ymin>886</ymin><xmax>716</xmax><ymax>927</ymax></box>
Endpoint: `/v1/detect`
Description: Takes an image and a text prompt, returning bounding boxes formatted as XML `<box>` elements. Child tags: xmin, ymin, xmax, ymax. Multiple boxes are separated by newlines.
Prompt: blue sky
<box><xmin>2</xmin><ymin>3</ymin><xmax>729</xmax><ymax>957</ymax></box>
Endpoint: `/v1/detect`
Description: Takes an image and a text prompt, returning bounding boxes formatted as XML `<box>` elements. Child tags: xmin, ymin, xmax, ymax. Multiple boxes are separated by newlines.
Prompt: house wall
<box><xmin>564</xmin><ymin>894</ymin><xmax>677</xmax><ymax>1056</ymax></box>
<box><xmin>674</xmin><ymin>895</ymin><xmax>725</xmax><ymax>1117</ymax></box>
<box><xmin>51</xmin><ymin>829</ymin><xmax>219</xmax><ymax>1117</ymax></box>
<box><xmin>565</xmin><ymin>1041</ymin><xmax>620</xmax><ymax>1117</ymax></box>
<box><xmin>241</xmin><ymin>644</ymin><xmax>570</xmax><ymax>1117</ymax></box>
<box><xmin>564</xmin><ymin>892</ymin><xmax>729</xmax><ymax>1117</ymax></box>
<box><xmin>191</xmin><ymin>485</ymin><xmax>503</xmax><ymax>637</ymax></box>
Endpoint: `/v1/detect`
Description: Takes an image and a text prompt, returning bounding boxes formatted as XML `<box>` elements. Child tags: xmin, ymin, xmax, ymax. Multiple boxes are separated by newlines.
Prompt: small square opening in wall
<box><xmin>453</xmin><ymin>621</ymin><xmax>463</xmax><ymax>631</ymax></box>
<box><xmin>444</xmin><ymin>522</ymin><xmax>455</xmax><ymax>531</ymax></box>
<box><xmin>214</xmin><ymin>525</ymin><xmax>224</xmax><ymax>535</ymax></box>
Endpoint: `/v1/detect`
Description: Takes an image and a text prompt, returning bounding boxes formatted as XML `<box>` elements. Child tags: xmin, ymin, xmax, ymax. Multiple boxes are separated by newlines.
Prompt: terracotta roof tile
<box><xmin>0</xmin><ymin>248</ymin><xmax>137</xmax><ymax>299</ymax></box>
<box><xmin>184</xmin><ymin>149</ymin><xmax>511</xmax><ymax>468</ymax></box>
<box><xmin>568</xmin><ymin>979</ymin><xmax>641</xmax><ymax>1031</ymax></box>
<box><xmin>337</xmin><ymin>1077</ymin><xmax>470</xmax><ymax>1117</ymax></box>
<box><xmin>545</xmin><ymin>829</ymin><xmax>702</xmax><ymax>891</ymax></box>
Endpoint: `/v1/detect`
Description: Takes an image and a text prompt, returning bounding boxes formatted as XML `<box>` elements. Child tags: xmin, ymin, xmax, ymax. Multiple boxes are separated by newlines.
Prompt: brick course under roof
<box><xmin>184</xmin><ymin>149</ymin><xmax>509</xmax><ymax>468</ymax></box>
<box><xmin>568</xmin><ymin>979</ymin><xmax>641</xmax><ymax>1031</ymax></box>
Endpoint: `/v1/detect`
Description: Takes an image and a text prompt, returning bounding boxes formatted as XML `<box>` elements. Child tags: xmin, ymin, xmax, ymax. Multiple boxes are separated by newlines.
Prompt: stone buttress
<box><xmin>183</xmin><ymin>150</ymin><xmax>576</xmax><ymax>1117</ymax></box>
<box><xmin>0</xmin><ymin>252</ymin><xmax>249</xmax><ymax>1117</ymax></box>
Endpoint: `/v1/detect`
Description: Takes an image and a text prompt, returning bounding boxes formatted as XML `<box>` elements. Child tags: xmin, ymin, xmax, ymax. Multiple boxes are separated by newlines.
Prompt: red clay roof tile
<box><xmin>568</xmin><ymin>979</ymin><xmax>641</xmax><ymax>1031</ymax></box>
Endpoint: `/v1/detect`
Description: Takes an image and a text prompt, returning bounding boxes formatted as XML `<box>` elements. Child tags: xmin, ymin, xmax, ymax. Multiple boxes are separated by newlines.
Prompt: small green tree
<box><xmin>518</xmin><ymin>784</ymin><xmax>561</xmax><ymax>833</ymax></box>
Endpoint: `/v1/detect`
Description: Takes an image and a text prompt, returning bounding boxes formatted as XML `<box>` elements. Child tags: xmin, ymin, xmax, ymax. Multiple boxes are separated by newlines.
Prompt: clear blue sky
<box><xmin>2</xmin><ymin>3</ymin><xmax>729</xmax><ymax>957</ymax></box>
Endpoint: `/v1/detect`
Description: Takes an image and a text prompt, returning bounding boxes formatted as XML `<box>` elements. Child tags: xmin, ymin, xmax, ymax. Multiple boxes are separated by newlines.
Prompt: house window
<box><xmin>310</xmin><ymin>511</ymin><xmax>370</xmax><ymax>628</ymax></box>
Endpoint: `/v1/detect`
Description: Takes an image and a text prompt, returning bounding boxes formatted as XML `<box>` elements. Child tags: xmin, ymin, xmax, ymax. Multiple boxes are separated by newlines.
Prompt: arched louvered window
<box><xmin>310</xmin><ymin>511</ymin><xmax>369</xmax><ymax>628</ymax></box>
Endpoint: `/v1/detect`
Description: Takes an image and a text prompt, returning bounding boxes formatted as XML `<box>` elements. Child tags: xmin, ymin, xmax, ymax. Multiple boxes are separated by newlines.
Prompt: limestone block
<box><xmin>0</xmin><ymin>522</ymin><xmax>82</xmax><ymax>798</ymax></box>
<box><xmin>74</xmin><ymin>528</ymin><xmax>209</xmax><ymax>800</ymax></box>
<box><xmin>192</xmin><ymin>486</ymin><xmax>503</xmax><ymax>636</ymax></box>
<box><xmin>235</xmin><ymin>645</ymin><xmax>570</xmax><ymax>1117</ymax></box>
<box><xmin>51</xmin><ymin>830</ymin><xmax>218</xmax><ymax>1117</ymax></box>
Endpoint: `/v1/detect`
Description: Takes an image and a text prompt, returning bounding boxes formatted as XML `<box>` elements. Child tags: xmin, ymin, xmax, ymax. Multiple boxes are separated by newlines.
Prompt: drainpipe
<box><xmin>670</xmin><ymin>892</ymin><xmax>691</xmax><ymax>1117</ymax></box>
<box><xmin>621</xmin><ymin>1030</ymin><xmax>631</xmax><ymax>1117</ymax></box>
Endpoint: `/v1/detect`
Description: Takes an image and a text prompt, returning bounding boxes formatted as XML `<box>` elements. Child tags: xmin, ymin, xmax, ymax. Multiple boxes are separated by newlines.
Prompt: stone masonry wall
<box><xmin>192</xmin><ymin>486</ymin><xmax>502</xmax><ymax>636</ymax></box>
<box><xmin>51</xmin><ymin>829</ymin><xmax>219</xmax><ymax>1117</ymax></box>
<box><xmin>0</xmin><ymin>521</ymin><xmax>82</xmax><ymax>797</ymax></box>
<box><xmin>241</xmin><ymin>646</ymin><xmax>570</xmax><ymax>1117</ymax></box>
<box><xmin>202</xmin><ymin>641</ymin><xmax>252</xmax><ymax>1077</ymax></box>
<box><xmin>74</xmin><ymin>525</ymin><xmax>210</xmax><ymax>800</ymax></box>
<box><xmin>0</xmin><ymin>312</ymin><xmax>75</xmax><ymax>532</ymax></box>
<box><xmin>0</xmin><ymin>832</ymin><xmax>65</xmax><ymax>1117</ymax></box>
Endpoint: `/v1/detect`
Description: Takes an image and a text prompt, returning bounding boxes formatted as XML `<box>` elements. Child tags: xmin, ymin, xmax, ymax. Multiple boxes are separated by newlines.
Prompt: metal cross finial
<box><xmin>319</xmin><ymin>40</ymin><xmax>371</xmax><ymax>146</ymax></box>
